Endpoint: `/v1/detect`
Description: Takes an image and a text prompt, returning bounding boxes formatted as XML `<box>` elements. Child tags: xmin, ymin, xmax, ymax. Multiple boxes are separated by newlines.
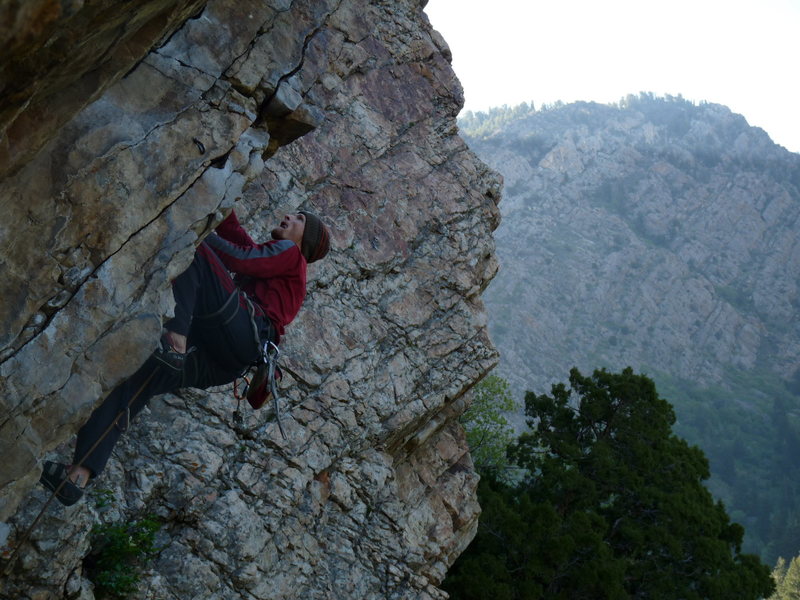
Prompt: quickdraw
<box><xmin>263</xmin><ymin>341</ymin><xmax>286</xmax><ymax>440</ymax></box>
<box><xmin>234</xmin><ymin>340</ymin><xmax>286</xmax><ymax>440</ymax></box>
<box><xmin>233</xmin><ymin>375</ymin><xmax>251</xmax><ymax>400</ymax></box>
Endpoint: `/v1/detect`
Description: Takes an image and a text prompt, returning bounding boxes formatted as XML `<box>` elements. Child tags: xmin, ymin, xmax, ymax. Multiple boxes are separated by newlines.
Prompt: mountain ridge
<box><xmin>465</xmin><ymin>94</ymin><xmax>800</xmax><ymax>561</ymax></box>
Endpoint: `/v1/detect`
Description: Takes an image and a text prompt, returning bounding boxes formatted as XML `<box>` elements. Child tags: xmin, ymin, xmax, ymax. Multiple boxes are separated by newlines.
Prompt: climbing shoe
<box><xmin>152</xmin><ymin>332</ymin><xmax>188</xmax><ymax>371</ymax></box>
<box><xmin>39</xmin><ymin>461</ymin><xmax>84</xmax><ymax>507</ymax></box>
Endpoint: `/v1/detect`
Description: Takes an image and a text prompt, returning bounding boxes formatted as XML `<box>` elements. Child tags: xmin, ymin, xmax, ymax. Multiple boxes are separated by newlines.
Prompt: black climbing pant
<box><xmin>73</xmin><ymin>242</ymin><xmax>271</xmax><ymax>478</ymax></box>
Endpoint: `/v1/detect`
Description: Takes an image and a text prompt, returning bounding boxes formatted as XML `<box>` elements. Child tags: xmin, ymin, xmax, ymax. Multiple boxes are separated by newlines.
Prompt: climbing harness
<box><xmin>2</xmin><ymin>365</ymin><xmax>160</xmax><ymax>577</ymax></box>
<box><xmin>193</xmin><ymin>287</ymin><xmax>242</xmax><ymax>327</ymax></box>
<box><xmin>233</xmin><ymin>373</ymin><xmax>251</xmax><ymax>400</ymax></box>
<box><xmin>238</xmin><ymin>289</ymin><xmax>287</xmax><ymax>440</ymax></box>
<box><xmin>235</xmin><ymin>340</ymin><xmax>286</xmax><ymax>440</ymax></box>
<box><xmin>195</xmin><ymin>287</ymin><xmax>285</xmax><ymax>438</ymax></box>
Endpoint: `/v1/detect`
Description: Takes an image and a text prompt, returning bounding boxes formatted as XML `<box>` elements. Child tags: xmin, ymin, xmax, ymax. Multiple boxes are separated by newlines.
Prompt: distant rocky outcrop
<box><xmin>0</xmin><ymin>1</ymin><xmax>501</xmax><ymax>598</ymax></box>
<box><xmin>464</xmin><ymin>95</ymin><xmax>800</xmax><ymax>561</ymax></box>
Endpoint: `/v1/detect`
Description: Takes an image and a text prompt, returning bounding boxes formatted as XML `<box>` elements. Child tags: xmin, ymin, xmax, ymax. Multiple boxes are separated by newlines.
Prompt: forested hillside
<box><xmin>445</xmin><ymin>369</ymin><xmax>775</xmax><ymax>599</ymax></box>
<box><xmin>463</xmin><ymin>95</ymin><xmax>800</xmax><ymax>563</ymax></box>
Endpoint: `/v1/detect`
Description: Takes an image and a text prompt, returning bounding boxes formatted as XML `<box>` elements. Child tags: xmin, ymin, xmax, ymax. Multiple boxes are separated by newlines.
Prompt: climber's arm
<box><xmin>215</xmin><ymin>210</ymin><xmax>257</xmax><ymax>247</ymax></box>
<box><xmin>204</xmin><ymin>234</ymin><xmax>304</xmax><ymax>279</ymax></box>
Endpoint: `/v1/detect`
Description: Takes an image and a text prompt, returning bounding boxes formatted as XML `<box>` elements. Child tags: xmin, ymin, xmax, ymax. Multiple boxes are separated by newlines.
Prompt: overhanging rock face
<box><xmin>0</xmin><ymin>0</ymin><xmax>501</xmax><ymax>598</ymax></box>
<box><xmin>0</xmin><ymin>0</ymin><xmax>210</xmax><ymax>180</ymax></box>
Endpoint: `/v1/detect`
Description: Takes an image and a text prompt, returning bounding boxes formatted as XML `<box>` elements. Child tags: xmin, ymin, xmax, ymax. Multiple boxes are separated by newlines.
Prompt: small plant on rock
<box><xmin>84</xmin><ymin>515</ymin><xmax>162</xmax><ymax>599</ymax></box>
<box><xmin>89</xmin><ymin>488</ymin><xmax>116</xmax><ymax>510</ymax></box>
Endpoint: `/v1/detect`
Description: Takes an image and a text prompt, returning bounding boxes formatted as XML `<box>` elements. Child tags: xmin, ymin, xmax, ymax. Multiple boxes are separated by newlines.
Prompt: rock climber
<box><xmin>39</xmin><ymin>208</ymin><xmax>331</xmax><ymax>506</ymax></box>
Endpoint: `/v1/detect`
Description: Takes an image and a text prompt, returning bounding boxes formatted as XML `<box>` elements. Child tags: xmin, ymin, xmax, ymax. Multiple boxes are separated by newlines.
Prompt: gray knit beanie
<box><xmin>299</xmin><ymin>211</ymin><xmax>330</xmax><ymax>263</ymax></box>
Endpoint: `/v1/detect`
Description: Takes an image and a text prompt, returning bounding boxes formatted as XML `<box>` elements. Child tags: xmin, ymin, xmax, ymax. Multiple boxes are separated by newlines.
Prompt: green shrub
<box><xmin>462</xmin><ymin>374</ymin><xmax>517</xmax><ymax>476</ymax></box>
<box><xmin>85</xmin><ymin>515</ymin><xmax>162</xmax><ymax>599</ymax></box>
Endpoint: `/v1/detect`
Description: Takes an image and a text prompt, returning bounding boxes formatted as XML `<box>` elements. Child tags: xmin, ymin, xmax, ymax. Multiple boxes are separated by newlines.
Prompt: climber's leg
<box><xmin>71</xmin><ymin>356</ymin><xmax>181</xmax><ymax>481</ymax></box>
<box><xmin>166</xmin><ymin>242</ymin><xmax>239</xmax><ymax>337</ymax></box>
<box><xmin>67</xmin><ymin>243</ymin><xmax>254</xmax><ymax>481</ymax></box>
<box><xmin>41</xmin><ymin>243</ymin><xmax>262</xmax><ymax>505</ymax></box>
<box><xmin>153</xmin><ymin>242</ymin><xmax>240</xmax><ymax>370</ymax></box>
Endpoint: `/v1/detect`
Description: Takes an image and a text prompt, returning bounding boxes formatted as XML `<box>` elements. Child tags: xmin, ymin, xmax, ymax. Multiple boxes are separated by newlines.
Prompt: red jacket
<box><xmin>206</xmin><ymin>210</ymin><xmax>307</xmax><ymax>340</ymax></box>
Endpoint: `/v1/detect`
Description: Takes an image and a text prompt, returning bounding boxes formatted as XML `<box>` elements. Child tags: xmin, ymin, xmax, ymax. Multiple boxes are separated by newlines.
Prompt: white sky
<box><xmin>424</xmin><ymin>0</ymin><xmax>800</xmax><ymax>153</ymax></box>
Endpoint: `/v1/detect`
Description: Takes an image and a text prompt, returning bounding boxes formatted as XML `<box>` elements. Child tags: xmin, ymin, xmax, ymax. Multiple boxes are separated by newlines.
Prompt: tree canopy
<box><xmin>770</xmin><ymin>555</ymin><xmax>800</xmax><ymax>599</ymax></box>
<box><xmin>460</xmin><ymin>374</ymin><xmax>516</xmax><ymax>473</ymax></box>
<box><xmin>444</xmin><ymin>367</ymin><xmax>775</xmax><ymax>599</ymax></box>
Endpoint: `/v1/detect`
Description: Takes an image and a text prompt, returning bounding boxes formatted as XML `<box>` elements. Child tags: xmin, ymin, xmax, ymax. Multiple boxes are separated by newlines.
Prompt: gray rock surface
<box><xmin>0</xmin><ymin>0</ymin><xmax>209</xmax><ymax>180</ymax></box>
<box><xmin>467</xmin><ymin>98</ymin><xmax>800</xmax><ymax>400</ymax></box>
<box><xmin>0</xmin><ymin>1</ymin><xmax>501</xmax><ymax>597</ymax></box>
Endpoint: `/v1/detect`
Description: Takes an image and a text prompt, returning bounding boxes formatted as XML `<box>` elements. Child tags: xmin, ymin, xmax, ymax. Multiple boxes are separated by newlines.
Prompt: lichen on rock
<box><xmin>0</xmin><ymin>0</ymin><xmax>500</xmax><ymax>598</ymax></box>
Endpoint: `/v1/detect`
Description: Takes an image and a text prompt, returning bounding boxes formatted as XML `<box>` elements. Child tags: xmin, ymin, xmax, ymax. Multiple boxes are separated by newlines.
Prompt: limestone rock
<box><xmin>0</xmin><ymin>1</ymin><xmax>500</xmax><ymax>598</ymax></box>
<box><xmin>0</xmin><ymin>0</ymin><xmax>209</xmax><ymax>180</ymax></box>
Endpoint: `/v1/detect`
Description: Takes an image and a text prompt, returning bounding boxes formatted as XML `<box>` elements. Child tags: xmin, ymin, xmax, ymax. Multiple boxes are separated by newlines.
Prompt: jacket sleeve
<box><xmin>205</xmin><ymin>233</ymin><xmax>304</xmax><ymax>279</ymax></box>
<box><xmin>215</xmin><ymin>210</ymin><xmax>257</xmax><ymax>247</ymax></box>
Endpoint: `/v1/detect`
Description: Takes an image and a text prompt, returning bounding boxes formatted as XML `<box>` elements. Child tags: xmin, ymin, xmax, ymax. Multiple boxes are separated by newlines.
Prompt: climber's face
<box><xmin>271</xmin><ymin>213</ymin><xmax>306</xmax><ymax>248</ymax></box>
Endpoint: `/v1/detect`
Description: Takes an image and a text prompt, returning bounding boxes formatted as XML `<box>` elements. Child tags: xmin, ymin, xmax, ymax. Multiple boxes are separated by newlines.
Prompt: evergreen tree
<box><xmin>770</xmin><ymin>555</ymin><xmax>800</xmax><ymax>599</ymax></box>
<box><xmin>444</xmin><ymin>367</ymin><xmax>775</xmax><ymax>599</ymax></box>
<box><xmin>785</xmin><ymin>559</ymin><xmax>800</xmax><ymax>598</ymax></box>
<box><xmin>772</xmin><ymin>558</ymin><xmax>787</xmax><ymax>599</ymax></box>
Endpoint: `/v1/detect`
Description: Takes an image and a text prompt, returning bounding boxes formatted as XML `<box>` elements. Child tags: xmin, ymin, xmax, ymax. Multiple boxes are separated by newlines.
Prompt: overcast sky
<box><xmin>424</xmin><ymin>0</ymin><xmax>800</xmax><ymax>153</ymax></box>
